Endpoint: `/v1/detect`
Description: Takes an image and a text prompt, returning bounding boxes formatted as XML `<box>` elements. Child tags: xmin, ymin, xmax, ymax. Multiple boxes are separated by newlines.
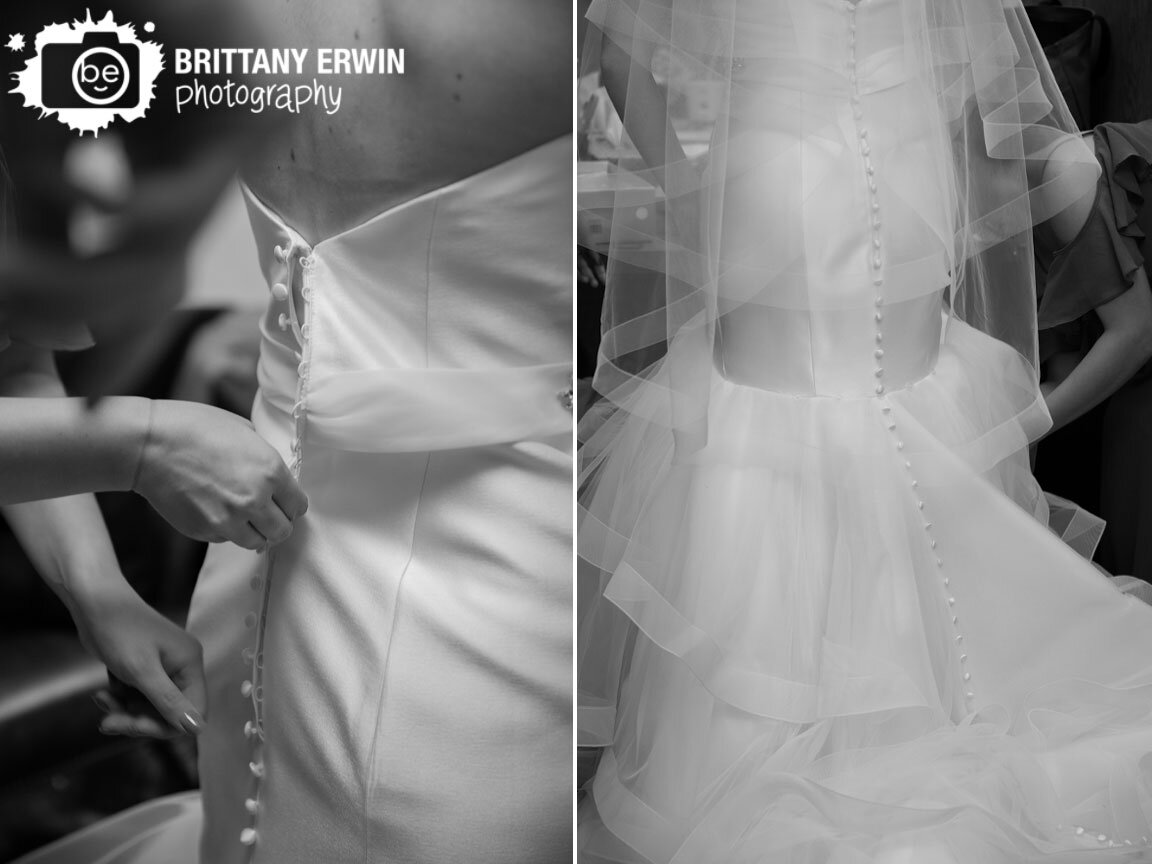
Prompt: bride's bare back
<box><xmin>241</xmin><ymin>0</ymin><xmax>569</xmax><ymax>246</ymax></box>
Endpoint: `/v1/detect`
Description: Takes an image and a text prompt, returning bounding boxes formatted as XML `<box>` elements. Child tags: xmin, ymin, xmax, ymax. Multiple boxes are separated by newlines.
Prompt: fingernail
<box><xmin>92</xmin><ymin>692</ymin><xmax>113</xmax><ymax>713</ymax></box>
<box><xmin>182</xmin><ymin>711</ymin><xmax>205</xmax><ymax>734</ymax></box>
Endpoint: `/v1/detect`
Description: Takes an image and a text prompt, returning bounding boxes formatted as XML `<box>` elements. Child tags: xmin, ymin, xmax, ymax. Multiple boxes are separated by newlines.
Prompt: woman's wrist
<box><xmin>86</xmin><ymin>395</ymin><xmax>154</xmax><ymax>492</ymax></box>
<box><xmin>59</xmin><ymin>563</ymin><xmax>138</xmax><ymax>621</ymax></box>
<box><xmin>129</xmin><ymin>398</ymin><xmax>156</xmax><ymax>494</ymax></box>
<box><xmin>49</xmin><ymin>505</ymin><xmax>139</xmax><ymax>615</ymax></box>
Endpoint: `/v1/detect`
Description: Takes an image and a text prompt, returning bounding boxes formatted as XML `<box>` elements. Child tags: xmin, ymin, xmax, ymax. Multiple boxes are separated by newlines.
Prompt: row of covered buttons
<box><xmin>1070</xmin><ymin>824</ymin><xmax>1149</xmax><ymax>848</ymax></box>
<box><xmin>844</xmin><ymin>0</ymin><xmax>972</xmax><ymax>711</ymax></box>
<box><xmin>238</xmin><ymin>239</ymin><xmax>319</xmax><ymax>853</ymax></box>
<box><xmin>272</xmin><ymin>244</ymin><xmax>315</xmax><ymax>334</ymax></box>
<box><xmin>240</xmin><ymin>598</ymin><xmax>264</xmax><ymax>849</ymax></box>
<box><xmin>843</xmin><ymin>0</ymin><xmax>884</xmax><ymax>393</ymax></box>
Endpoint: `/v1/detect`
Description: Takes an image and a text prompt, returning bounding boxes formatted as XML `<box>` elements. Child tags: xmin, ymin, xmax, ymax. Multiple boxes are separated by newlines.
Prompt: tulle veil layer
<box><xmin>580</xmin><ymin>0</ymin><xmax>1098</xmax><ymax>446</ymax></box>
<box><xmin>579</xmin><ymin>0</ymin><xmax>1100</xmax><ymax>736</ymax></box>
<box><xmin>573</xmin><ymin>2</ymin><xmax>1152</xmax><ymax>862</ymax></box>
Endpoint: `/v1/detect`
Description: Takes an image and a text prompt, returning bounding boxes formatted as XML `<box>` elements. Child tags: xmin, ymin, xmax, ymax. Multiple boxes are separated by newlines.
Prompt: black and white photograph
<box><xmin>0</xmin><ymin>2</ymin><xmax>572</xmax><ymax>863</ymax></box>
<box><xmin>8</xmin><ymin>0</ymin><xmax>1152</xmax><ymax>862</ymax></box>
<box><xmin>577</xmin><ymin>0</ymin><xmax>1152</xmax><ymax>861</ymax></box>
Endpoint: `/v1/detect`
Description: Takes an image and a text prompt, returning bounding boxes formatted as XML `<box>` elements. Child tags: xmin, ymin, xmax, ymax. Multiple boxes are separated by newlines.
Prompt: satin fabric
<box><xmin>243</xmin><ymin>168</ymin><xmax>574</xmax><ymax>454</ymax></box>
<box><xmin>15</xmin><ymin>137</ymin><xmax>573</xmax><ymax>864</ymax></box>
<box><xmin>13</xmin><ymin>795</ymin><xmax>201</xmax><ymax>864</ymax></box>
<box><xmin>194</xmin><ymin>135</ymin><xmax>573</xmax><ymax>864</ymax></box>
<box><xmin>716</xmin><ymin>294</ymin><xmax>944</xmax><ymax>397</ymax></box>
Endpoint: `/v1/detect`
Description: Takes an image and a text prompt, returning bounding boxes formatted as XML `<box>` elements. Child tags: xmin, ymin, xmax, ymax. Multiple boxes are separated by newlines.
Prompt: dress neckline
<box><xmin>240</xmin><ymin>135</ymin><xmax>569</xmax><ymax>253</ymax></box>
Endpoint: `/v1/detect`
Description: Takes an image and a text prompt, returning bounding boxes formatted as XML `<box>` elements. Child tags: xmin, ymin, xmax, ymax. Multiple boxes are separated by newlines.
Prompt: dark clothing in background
<box><xmin>1034</xmin><ymin>121</ymin><xmax>1152</xmax><ymax>581</ymax></box>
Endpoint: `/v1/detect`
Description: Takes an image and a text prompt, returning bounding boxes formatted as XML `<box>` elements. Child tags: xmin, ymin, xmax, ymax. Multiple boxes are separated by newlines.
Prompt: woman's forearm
<box><xmin>1043</xmin><ymin>276</ymin><xmax>1152</xmax><ymax>432</ymax></box>
<box><xmin>0</xmin><ymin>344</ymin><xmax>143</xmax><ymax>612</ymax></box>
<box><xmin>0</xmin><ymin>352</ymin><xmax>150</xmax><ymax>505</ymax></box>
<box><xmin>2</xmin><ymin>494</ymin><xmax>137</xmax><ymax>616</ymax></box>
<box><xmin>0</xmin><ymin>348</ymin><xmax>208</xmax><ymax>736</ymax></box>
<box><xmin>1044</xmin><ymin>332</ymin><xmax>1148</xmax><ymax>432</ymax></box>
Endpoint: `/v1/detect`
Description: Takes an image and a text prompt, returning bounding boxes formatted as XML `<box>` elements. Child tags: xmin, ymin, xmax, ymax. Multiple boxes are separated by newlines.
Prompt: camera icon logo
<box><xmin>43</xmin><ymin>32</ymin><xmax>139</xmax><ymax>109</ymax></box>
<box><xmin>10</xmin><ymin>11</ymin><xmax>163</xmax><ymax>135</ymax></box>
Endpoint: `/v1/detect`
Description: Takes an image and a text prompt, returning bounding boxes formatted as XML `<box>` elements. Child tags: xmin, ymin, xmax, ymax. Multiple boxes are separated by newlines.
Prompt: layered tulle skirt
<box><xmin>578</xmin><ymin>320</ymin><xmax>1152</xmax><ymax>862</ymax></box>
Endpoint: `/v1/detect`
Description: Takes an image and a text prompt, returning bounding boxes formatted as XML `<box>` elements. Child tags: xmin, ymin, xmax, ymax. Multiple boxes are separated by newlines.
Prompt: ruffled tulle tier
<box><xmin>578</xmin><ymin>321</ymin><xmax>1152</xmax><ymax>862</ymax></box>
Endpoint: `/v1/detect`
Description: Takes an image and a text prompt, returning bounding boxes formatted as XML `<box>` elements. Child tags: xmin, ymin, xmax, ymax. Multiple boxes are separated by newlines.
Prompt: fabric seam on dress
<box><xmin>363</xmin><ymin>196</ymin><xmax>436</xmax><ymax>859</ymax></box>
<box><xmin>363</xmin><ymin>453</ymin><xmax>432</xmax><ymax>860</ymax></box>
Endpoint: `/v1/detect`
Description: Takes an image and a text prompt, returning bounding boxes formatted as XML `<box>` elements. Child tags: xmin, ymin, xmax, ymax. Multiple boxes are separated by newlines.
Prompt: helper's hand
<box><xmin>134</xmin><ymin>400</ymin><xmax>308</xmax><ymax>550</ymax></box>
<box><xmin>69</xmin><ymin>584</ymin><xmax>206</xmax><ymax>737</ymax></box>
<box><xmin>577</xmin><ymin>247</ymin><xmax>607</xmax><ymax>289</ymax></box>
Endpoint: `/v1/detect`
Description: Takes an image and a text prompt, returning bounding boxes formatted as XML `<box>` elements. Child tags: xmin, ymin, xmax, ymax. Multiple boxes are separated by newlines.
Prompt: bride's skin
<box><xmin>242</xmin><ymin>0</ymin><xmax>570</xmax><ymax>246</ymax></box>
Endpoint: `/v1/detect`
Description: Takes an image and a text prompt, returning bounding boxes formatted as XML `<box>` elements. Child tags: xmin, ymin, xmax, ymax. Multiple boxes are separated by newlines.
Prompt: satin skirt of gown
<box><xmin>576</xmin><ymin>13</ymin><xmax>1152</xmax><ymax>864</ymax></box>
<box><xmin>16</xmin><ymin>136</ymin><xmax>573</xmax><ymax>864</ymax></box>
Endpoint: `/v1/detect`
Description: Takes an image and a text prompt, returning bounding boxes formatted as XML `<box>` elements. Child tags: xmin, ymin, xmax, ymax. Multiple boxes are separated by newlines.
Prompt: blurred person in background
<box><xmin>12</xmin><ymin>2</ymin><xmax>573</xmax><ymax>864</ymax></box>
<box><xmin>1034</xmin><ymin>121</ymin><xmax>1152</xmax><ymax>583</ymax></box>
<box><xmin>0</xmin><ymin>0</ymin><xmax>272</xmax><ymax>344</ymax></box>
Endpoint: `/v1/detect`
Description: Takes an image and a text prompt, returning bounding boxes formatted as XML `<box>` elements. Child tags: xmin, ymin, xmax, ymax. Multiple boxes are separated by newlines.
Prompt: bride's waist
<box><xmin>730</xmin><ymin>48</ymin><xmax>908</xmax><ymax>97</ymax></box>
<box><xmin>255</xmin><ymin>339</ymin><xmax>572</xmax><ymax>452</ymax></box>
<box><xmin>715</xmin><ymin>298</ymin><xmax>943</xmax><ymax>398</ymax></box>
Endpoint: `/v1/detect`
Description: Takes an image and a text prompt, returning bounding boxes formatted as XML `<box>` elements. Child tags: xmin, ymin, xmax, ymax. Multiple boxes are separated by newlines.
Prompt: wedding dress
<box><xmin>17</xmin><ymin>136</ymin><xmax>573</xmax><ymax>864</ymax></box>
<box><xmin>578</xmin><ymin>1</ymin><xmax>1152</xmax><ymax>861</ymax></box>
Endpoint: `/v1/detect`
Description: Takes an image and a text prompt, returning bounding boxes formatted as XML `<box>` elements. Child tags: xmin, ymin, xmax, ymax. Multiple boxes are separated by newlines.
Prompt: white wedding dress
<box><xmin>578</xmin><ymin>1</ymin><xmax>1152</xmax><ymax>861</ymax></box>
<box><xmin>17</xmin><ymin>136</ymin><xmax>573</xmax><ymax>864</ymax></box>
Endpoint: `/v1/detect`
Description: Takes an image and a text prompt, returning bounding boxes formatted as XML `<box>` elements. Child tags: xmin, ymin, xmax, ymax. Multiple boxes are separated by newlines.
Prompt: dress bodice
<box><xmin>717</xmin><ymin>294</ymin><xmax>945</xmax><ymax>397</ymax></box>
<box><xmin>187</xmin><ymin>139</ymin><xmax>574</xmax><ymax>864</ymax></box>
<box><xmin>713</xmin><ymin>0</ymin><xmax>951</xmax><ymax>397</ymax></box>
<box><xmin>241</xmin><ymin>136</ymin><xmax>573</xmax><ymax>453</ymax></box>
<box><xmin>731</xmin><ymin>0</ymin><xmax>903</xmax><ymax>73</ymax></box>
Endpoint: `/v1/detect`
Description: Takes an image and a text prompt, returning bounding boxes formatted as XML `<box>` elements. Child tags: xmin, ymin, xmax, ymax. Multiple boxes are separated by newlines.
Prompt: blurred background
<box><xmin>1076</xmin><ymin>0</ymin><xmax>1152</xmax><ymax>123</ymax></box>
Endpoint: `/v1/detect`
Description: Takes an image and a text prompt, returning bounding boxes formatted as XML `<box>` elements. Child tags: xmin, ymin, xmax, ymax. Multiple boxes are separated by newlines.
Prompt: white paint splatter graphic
<box><xmin>6</xmin><ymin>34</ymin><xmax>25</xmax><ymax>53</ymax></box>
<box><xmin>9</xmin><ymin>11</ymin><xmax>163</xmax><ymax>136</ymax></box>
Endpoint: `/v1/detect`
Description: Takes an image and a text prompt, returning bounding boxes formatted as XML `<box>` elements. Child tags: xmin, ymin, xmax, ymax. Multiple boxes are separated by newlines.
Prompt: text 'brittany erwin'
<box><xmin>173</xmin><ymin>47</ymin><xmax>405</xmax><ymax>76</ymax></box>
